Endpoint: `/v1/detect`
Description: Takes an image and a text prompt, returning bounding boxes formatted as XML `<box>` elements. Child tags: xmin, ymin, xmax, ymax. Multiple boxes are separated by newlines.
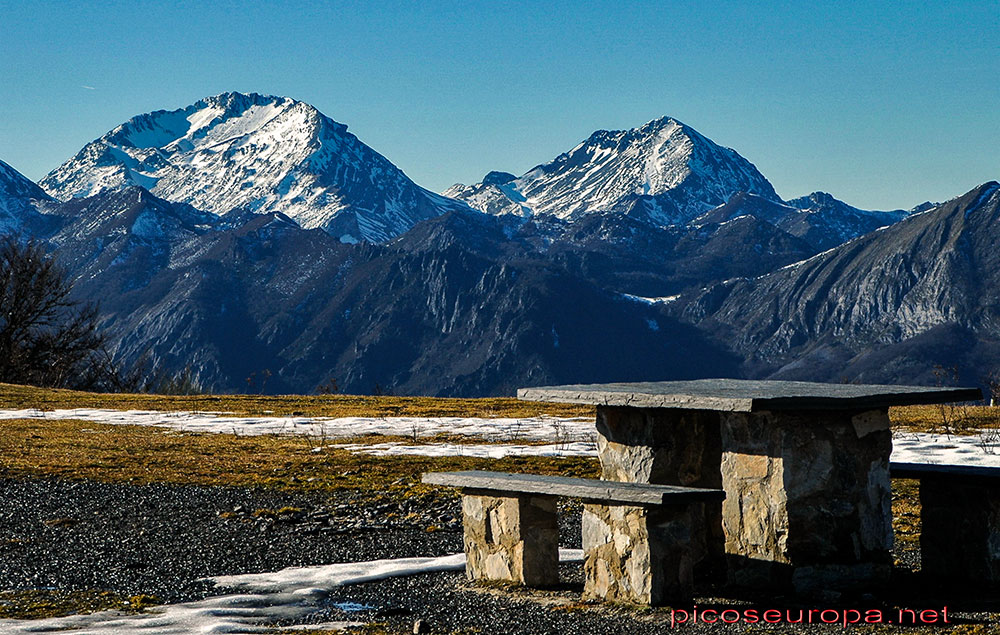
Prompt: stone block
<box><xmin>719</xmin><ymin>408</ymin><xmax>892</xmax><ymax>592</ymax></box>
<box><xmin>920</xmin><ymin>476</ymin><xmax>1000</xmax><ymax>584</ymax></box>
<box><xmin>595</xmin><ymin>406</ymin><xmax>725</xmax><ymax>581</ymax></box>
<box><xmin>461</xmin><ymin>492</ymin><xmax>559</xmax><ymax>587</ymax></box>
<box><xmin>582</xmin><ymin>502</ymin><xmax>700</xmax><ymax>604</ymax></box>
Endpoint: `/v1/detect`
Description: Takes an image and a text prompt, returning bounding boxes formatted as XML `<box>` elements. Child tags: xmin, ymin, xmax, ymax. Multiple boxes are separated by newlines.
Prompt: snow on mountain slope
<box><xmin>442</xmin><ymin>171</ymin><xmax>529</xmax><ymax>218</ymax></box>
<box><xmin>446</xmin><ymin>117</ymin><xmax>780</xmax><ymax>225</ymax></box>
<box><xmin>779</xmin><ymin>191</ymin><xmax>911</xmax><ymax>250</ymax></box>
<box><xmin>40</xmin><ymin>92</ymin><xmax>467</xmax><ymax>242</ymax></box>
<box><xmin>0</xmin><ymin>158</ymin><xmax>55</xmax><ymax>233</ymax></box>
<box><xmin>695</xmin><ymin>190</ymin><xmax>912</xmax><ymax>251</ymax></box>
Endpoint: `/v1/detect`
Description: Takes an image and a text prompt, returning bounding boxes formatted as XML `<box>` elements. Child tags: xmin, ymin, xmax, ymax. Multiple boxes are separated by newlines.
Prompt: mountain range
<box><xmin>443</xmin><ymin>116</ymin><xmax>781</xmax><ymax>226</ymax></box>
<box><xmin>675</xmin><ymin>182</ymin><xmax>1000</xmax><ymax>387</ymax></box>
<box><xmin>2</xmin><ymin>91</ymin><xmax>993</xmax><ymax>396</ymax></box>
<box><xmin>39</xmin><ymin>92</ymin><xmax>466</xmax><ymax>243</ymax></box>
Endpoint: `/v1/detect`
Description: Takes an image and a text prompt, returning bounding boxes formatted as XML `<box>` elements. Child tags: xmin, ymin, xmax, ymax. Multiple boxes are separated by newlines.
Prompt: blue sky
<box><xmin>1</xmin><ymin>0</ymin><xmax>997</xmax><ymax>209</ymax></box>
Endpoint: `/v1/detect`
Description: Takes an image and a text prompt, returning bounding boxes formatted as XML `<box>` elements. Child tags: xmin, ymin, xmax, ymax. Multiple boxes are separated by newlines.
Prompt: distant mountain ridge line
<box><xmin>2</xmin><ymin>91</ymin><xmax>998</xmax><ymax>396</ymax></box>
<box><xmin>670</xmin><ymin>181</ymin><xmax>1000</xmax><ymax>386</ymax></box>
<box><xmin>14</xmin><ymin>90</ymin><xmax>923</xmax><ymax>244</ymax></box>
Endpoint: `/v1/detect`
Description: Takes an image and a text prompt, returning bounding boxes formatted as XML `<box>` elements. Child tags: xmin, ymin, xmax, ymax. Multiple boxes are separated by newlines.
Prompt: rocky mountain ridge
<box><xmin>695</xmin><ymin>190</ymin><xmax>915</xmax><ymax>251</ymax></box>
<box><xmin>4</xmin><ymin>93</ymin><xmax>989</xmax><ymax>395</ymax></box>
<box><xmin>675</xmin><ymin>182</ymin><xmax>1000</xmax><ymax>385</ymax></box>
<box><xmin>40</xmin><ymin>92</ymin><xmax>467</xmax><ymax>243</ymax></box>
<box><xmin>17</xmin><ymin>186</ymin><xmax>739</xmax><ymax>394</ymax></box>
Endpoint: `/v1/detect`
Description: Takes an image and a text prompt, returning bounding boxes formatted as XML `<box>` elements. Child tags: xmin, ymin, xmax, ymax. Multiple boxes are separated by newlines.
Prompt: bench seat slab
<box><xmin>422</xmin><ymin>470</ymin><xmax>723</xmax><ymax>505</ymax></box>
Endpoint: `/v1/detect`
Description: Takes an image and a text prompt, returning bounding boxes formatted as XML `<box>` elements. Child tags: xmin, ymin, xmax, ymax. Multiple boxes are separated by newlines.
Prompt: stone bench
<box><xmin>890</xmin><ymin>461</ymin><xmax>1000</xmax><ymax>584</ymax></box>
<box><xmin>421</xmin><ymin>470</ymin><xmax>724</xmax><ymax>604</ymax></box>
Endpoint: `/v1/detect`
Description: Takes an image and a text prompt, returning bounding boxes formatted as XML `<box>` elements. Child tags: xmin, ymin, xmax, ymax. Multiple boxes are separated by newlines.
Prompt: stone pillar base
<box><xmin>582</xmin><ymin>502</ymin><xmax>700</xmax><ymax>604</ymax></box>
<box><xmin>461</xmin><ymin>492</ymin><xmax>559</xmax><ymax>587</ymax></box>
<box><xmin>920</xmin><ymin>477</ymin><xmax>1000</xmax><ymax>584</ymax></box>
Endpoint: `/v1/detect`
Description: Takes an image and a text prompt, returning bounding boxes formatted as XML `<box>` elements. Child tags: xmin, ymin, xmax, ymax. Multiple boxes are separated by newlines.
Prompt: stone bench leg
<box><xmin>582</xmin><ymin>502</ymin><xmax>700</xmax><ymax>604</ymax></box>
<box><xmin>920</xmin><ymin>477</ymin><xmax>1000</xmax><ymax>584</ymax></box>
<box><xmin>460</xmin><ymin>491</ymin><xmax>559</xmax><ymax>587</ymax></box>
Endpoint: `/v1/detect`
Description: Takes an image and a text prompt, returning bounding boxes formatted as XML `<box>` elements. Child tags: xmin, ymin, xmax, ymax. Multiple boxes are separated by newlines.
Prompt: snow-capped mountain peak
<box><xmin>40</xmin><ymin>92</ymin><xmax>467</xmax><ymax>243</ymax></box>
<box><xmin>446</xmin><ymin>116</ymin><xmax>780</xmax><ymax>226</ymax></box>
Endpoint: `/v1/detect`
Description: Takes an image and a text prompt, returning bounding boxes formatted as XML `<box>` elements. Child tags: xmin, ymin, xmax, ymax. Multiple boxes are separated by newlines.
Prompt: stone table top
<box><xmin>517</xmin><ymin>379</ymin><xmax>982</xmax><ymax>412</ymax></box>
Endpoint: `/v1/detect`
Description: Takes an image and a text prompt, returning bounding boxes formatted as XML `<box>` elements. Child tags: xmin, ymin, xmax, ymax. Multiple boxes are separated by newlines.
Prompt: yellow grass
<box><xmin>889</xmin><ymin>404</ymin><xmax>1000</xmax><ymax>435</ymax></box>
<box><xmin>0</xmin><ymin>418</ymin><xmax>599</xmax><ymax>494</ymax></box>
<box><xmin>0</xmin><ymin>383</ymin><xmax>593</xmax><ymax>419</ymax></box>
<box><xmin>0</xmin><ymin>590</ymin><xmax>158</xmax><ymax>620</ymax></box>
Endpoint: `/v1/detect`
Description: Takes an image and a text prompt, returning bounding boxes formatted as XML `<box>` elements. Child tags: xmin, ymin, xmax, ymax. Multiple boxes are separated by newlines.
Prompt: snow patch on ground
<box><xmin>0</xmin><ymin>409</ymin><xmax>595</xmax><ymax>443</ymax></box>
<box><xmin>0</xmin><ymin>551</ymin><xmax>583</xmax><ymax>633</ymax></box>
<box><xmin>2</xmin><ymin>409</ymin><xmax>998</xmax><ymax>466</ymax></box>
<box><xmin>337</xmin><ymin>441</ymin><xmax>597</xmax><ymax>458</ymax></box>
<box><xmin>891</xmin><ymin>431</ymin><xmax>1000</xmax><ymax>468</ymax></box>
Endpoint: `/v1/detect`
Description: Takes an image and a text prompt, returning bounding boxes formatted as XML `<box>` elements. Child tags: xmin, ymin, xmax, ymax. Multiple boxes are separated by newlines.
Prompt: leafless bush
<box><xmin>0</xmin><ymin>235</ymin><xmax>113</xmax><ymax>390</ymax></box>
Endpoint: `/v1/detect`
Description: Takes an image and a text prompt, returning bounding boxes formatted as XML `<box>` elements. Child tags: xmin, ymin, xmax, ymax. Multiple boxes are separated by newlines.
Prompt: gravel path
<box><xmin>1</xmin><ymin>477</ymin><xmax>997</xmax><ymax>634</ymax></box>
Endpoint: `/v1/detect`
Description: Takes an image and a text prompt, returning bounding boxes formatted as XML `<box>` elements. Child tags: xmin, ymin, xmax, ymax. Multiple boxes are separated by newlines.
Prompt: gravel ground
<box><xmin>0</xmin><ymin>477</ymin><xmax>465</xmax><ymax>603</ymax></box>
<box><xmin>1</xmin><ymin>477</ymin><xmax>997</xmax><ymax>634</ymax></box>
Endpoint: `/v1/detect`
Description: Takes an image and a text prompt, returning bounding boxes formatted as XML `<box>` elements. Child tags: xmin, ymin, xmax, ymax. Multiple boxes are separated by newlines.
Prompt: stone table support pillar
<box><xmin>594</xmin><ymin>405</ymin><xmax>894</xmax><ymax>594</ymax></box>
<box><xmin>595</xmin><ymin>406</ymin><xmax>724</xmax><ymax>583</ymax></box>
<box><xmin>718</xmin><ymin>408</ymin><xmax>893</xmax><ymax>593</ymax></box>
<box><xmin>582</xmin><ymin>502</ymin><xmax>701</xmax><ymax>604</ymax></box>
<box><xmin>460</xmin><ymin>491</ymin><xmax>559</xmax><ymax>587</ymax></box>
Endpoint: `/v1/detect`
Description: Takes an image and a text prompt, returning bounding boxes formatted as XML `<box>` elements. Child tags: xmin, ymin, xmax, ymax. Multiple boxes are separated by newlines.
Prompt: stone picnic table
<box><xmin>517</xmin><ymin>379</ymin><xmax>982</xmax><ymax>595</ymax></box>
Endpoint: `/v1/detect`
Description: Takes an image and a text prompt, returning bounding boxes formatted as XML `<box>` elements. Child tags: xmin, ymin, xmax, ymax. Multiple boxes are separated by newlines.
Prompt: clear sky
<box><xmin>1</xmin><ymin>0</ymin><xmax>997</xmax><ymax>209</ymax></box>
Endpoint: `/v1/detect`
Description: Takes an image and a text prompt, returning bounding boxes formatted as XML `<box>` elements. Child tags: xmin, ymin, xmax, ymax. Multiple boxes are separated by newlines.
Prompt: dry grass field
<box><xmin>0</xmin><ymin>383</ymin><xmax>594</xmax><ymax>419</ymax></box>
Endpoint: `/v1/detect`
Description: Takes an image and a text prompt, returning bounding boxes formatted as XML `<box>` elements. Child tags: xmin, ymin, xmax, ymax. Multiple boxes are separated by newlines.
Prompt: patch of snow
<box><xmin>621</xmin><ymin>293</ymin><xmax>680</xmax><ymax>304</ymax></box>
<box><xmin>0</xmin><ymin>551</ymin><xmax>582</xmax><ymax>633</ymax></box>
<box><xmin>336</xmin><ymin>441</ymin><xmax>597</xmax><ymax>458</ymax></box>
<box><xmin>0</xmin><ymin>409</ymin><xmax>595</xmax><ymax>442</ymax></box>
<box><xmin>5</xmin><ymin>408</ymin><xmax>996</xmax><ymax>468</ymax></box>
<box><xmin>892</xmin><ymin>431</ymin><xmax>1000</xmax><ymax>468</ymax></box>
<box><xmin>964</xmin><ymin>183</ymin><xmax>1000</xmax><ymax>217</ymax></box>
